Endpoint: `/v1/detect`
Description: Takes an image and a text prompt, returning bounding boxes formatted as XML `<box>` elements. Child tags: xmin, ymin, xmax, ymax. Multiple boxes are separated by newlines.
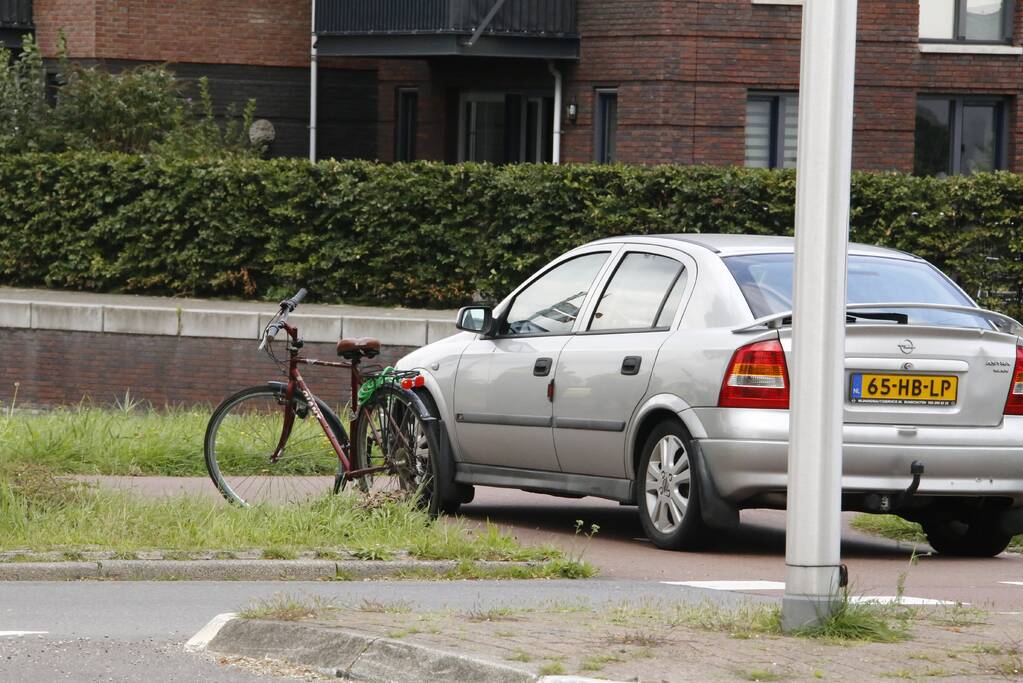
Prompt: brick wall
<box><xmin>0</xmin><ymin>329</ymin><xmax>416</xmax><ymax>409</ymax></box>
<box><xmin>373</xmin><ymin>0</ymin><xmax>1023</xmax><ymax>172</ymax></box>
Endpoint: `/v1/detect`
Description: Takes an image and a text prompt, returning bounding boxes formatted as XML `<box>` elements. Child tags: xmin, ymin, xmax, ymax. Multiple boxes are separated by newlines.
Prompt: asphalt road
<box><xmin>460</xmin><ymin>487</ymin><xmax>1023</xmax><ymax>610</ymax></box>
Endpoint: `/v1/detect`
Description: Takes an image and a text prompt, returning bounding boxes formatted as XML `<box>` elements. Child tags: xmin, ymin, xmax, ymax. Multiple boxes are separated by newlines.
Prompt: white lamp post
<box><xmin>782</xmin><ymin>0</ymin><xmax>859</xmax><ymax>631</ymax></box>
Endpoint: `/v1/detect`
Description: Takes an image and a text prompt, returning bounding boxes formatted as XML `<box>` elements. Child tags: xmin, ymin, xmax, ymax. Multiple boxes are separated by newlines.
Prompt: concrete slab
<box><xmin>0</xmin><ymin>300</ymin><xmax>31</xmax><ymax>329</ymax></box>
<box><xmin>343</xmin><ymin>316</ymin><xmax>428</xmax><ymax>347</ymax></box>
<box><xmin>427</xmin><ymin>320</ymin><xmax>459</xmax><ymax>344</ymax></box>
<box><xmin>257</xmin><ymin>313</ymin><xmax>342</xmax><ymax>344</ymax></box>
<box><xmin>180</xmin><ymin>309</ymin><xmax>260</xmax><ymax>340</ymax></box>
<box><xmin>104</xmin><ymin>306</ymin><xmax>179</xmax><ymax>336</ymax></box>
<box><xmin>31</xmin><ymin>302</ymin><xmax>103</xmax><ymax>332</ymax></box>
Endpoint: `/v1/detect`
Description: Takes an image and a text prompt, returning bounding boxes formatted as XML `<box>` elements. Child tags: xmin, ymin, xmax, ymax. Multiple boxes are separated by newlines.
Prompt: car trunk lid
<box><xmin>778</xmin><ymin>325</ymin><xmax>1019</xmax><ymax>427</ymax></box>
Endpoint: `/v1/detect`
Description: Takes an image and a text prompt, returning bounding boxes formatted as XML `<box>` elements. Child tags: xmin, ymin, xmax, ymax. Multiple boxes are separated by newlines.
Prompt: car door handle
<box><xmin>621</xmin><ymin>356</ymin><xmax>642</xmax><ymax>376</ymax></box>
<box><xmin>533</xmin><ymin>357</ymin><xmax>553</xmax><ymax>377</ymax></box>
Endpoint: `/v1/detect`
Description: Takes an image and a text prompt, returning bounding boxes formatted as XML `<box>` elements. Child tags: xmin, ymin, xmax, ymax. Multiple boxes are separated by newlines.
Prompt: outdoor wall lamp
<box><xmin>567</xmin><ymin>102</ymin><xmax>578</xmax><ymax>123</ymax></box>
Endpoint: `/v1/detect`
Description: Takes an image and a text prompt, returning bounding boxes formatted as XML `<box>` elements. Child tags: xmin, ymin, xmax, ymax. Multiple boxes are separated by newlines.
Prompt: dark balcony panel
<box><xmin>315</xmin><ymin>0</ymin><xmax>578</xmax><ymax>59</ymax></box>
<box><xmin>0</xmin><ymin>0</ymin><xmax>32</xmax><ymax>28</ymax></box>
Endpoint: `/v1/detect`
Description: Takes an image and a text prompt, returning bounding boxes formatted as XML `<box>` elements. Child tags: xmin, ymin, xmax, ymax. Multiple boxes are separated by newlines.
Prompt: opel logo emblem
<box><xmin>898</xmin><ymin>339</ymin><xmax>916</xmax><ymax>355</ymax></box>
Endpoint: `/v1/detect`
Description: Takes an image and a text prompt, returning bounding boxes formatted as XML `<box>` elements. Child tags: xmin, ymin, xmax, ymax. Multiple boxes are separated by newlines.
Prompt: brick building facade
<box><xmin>2</xmin><ymin>1</ymin><xmax>1019</xmax><ymax>174</ymax></box>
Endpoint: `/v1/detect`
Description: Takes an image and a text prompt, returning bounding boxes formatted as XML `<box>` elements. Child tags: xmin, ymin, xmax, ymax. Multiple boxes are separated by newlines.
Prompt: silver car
<box><xmin>396</xmin><ymin>234</ymin><xmax>1023</xmax><ymax>556</ymax></box>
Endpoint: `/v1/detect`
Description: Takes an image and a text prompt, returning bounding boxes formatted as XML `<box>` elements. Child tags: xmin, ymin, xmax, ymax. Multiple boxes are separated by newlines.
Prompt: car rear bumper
<box><xmin>692</xmin><ymin>407</ymin><xmax>1023</xmax><ymax>504</ymax></box>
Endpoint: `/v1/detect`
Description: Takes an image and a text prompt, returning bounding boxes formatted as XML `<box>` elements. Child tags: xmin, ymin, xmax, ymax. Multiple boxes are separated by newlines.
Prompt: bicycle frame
<box><xmin>271</xmin><ymin>321</ymin><xmax>391</xmax><ymax>482</ymax></box>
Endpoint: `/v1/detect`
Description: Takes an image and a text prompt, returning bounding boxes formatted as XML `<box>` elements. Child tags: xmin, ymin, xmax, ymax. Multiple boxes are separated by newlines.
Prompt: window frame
<box><xmin>745</xmin><ymin>91</ymin><xmax>799</xmax><ymax>170</ymax></box>
<box><xmin>494</xmin><ymin>249</ymin><xmax>618</xmax><ymax>339</ymax></box>
<box><xmin>914</xmin><ymin>94</ymin><xmax>1008</xmax><ymax>176</ymax></box>
<box><xmin>395</xmin><ymin>88</ymin><xmax>418</xmax><ymax>162</ymax></box>
<box><xmin>584</xmin><ymin>252</ymin><xmax>686</xmax><ymax>334</ymax></box>
<box><xmin>594</xmin><ymin>88</ymin><xmax>619</xmax><ymax>164</ymax></box>
<box><xmin>918</xmin><ymin>0</ymin><xmax>1015</xmax><ymax>45</ymax></box>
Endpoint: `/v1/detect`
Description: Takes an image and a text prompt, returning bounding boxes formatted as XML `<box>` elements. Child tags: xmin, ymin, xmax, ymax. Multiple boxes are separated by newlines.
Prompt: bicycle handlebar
<box><xmin>281</xmin><ymin>288</ymin><xmax>307</xmax><ymax>313</ymax></box>
<box><xmin>258</xmin><ymin>288</ymin><xmax>308</xmax><ymax>349</ymax></box>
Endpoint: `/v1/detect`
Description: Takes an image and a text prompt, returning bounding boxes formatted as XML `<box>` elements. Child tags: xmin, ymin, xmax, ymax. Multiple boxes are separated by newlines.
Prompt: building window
<box><xmin>745</xmin><ymin>93</ymin><xmax>799</xmax><ymax>169</ymax></box>
<box><xmin>919</xmin><ymin>0</ymin><xmax>1013</xmax><ymax>43</ymax></box>
<box><xmin>594</xmin><ymin>89</ymin><xmax>618</xmax><ymax>163</ymax></box>
<box><xmin>458</xmin><ymin>92</ymin><xmax>552</xmax><ymax>164</ymax></box>
<box><xmin>395</xmin><ymin>89</ymin><xmax>418</xmax><ymax>162</ymax></box>
<box><xmin>914</xmin><ymin>96</ymin><xmax>1006</xmax><ymax>176</ymax></box>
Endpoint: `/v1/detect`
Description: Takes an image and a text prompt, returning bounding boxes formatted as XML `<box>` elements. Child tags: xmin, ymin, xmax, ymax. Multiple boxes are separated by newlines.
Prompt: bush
<box><xmin>0</xmin><ymin>153</ymin><xmax>1022</xmax><ymax>315</ymax></box>
<box><xmin>0</xmin><ymin>34</ymin><xmax>260</xmax><ymax>156</ymax></box>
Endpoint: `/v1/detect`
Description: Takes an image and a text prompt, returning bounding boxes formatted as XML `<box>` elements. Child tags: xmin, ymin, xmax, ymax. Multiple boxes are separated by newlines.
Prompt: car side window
<box><xmin>589</xmin><ymin>252</ymin><xmax>685</xmax><ymax>331</ymax></box>
<box><xmin>502</xmin><ymin>252</ymin><xmax>610</xmax><ymax>336</ymax></box>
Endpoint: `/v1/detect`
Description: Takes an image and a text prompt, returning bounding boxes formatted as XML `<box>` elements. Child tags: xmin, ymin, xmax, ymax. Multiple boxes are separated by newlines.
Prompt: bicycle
<box><xmin>203</xmin><ymin>288</ymin><xmax>442</xmax><ymax>511</ymax></box>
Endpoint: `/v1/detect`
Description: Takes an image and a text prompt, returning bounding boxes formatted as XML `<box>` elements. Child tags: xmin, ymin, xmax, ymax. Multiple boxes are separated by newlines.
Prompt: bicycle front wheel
<box><xmin>353</xmin><ymin>384</ymin><xmax>440</xmax><ymax>513</ymax></box>
<box><xmin>204</xmin><ymin>385</ymin><xmax>347</xmax><ymax>506</ymax></box>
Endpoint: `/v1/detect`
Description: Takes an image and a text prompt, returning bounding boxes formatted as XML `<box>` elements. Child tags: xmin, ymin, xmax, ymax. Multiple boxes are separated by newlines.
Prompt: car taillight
<box><xmin>718</xmin><ymin>339</ymin><xmax>790</xmax><ymax>409</ymax></box>
<box><xmin>1004</xmin><ymin>346</ymin><xmax>1023</xmax><ymax>415</ymax></box>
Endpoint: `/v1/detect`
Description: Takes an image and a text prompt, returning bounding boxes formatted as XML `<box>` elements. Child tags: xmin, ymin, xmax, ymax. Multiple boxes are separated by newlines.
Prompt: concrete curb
<box><xmin>0</xmin><ymin>559</ymin><xmax>537</xmax><ymax>582</ymax></box>
<box><xmin>197</xmin><ymin>615</ymin><xmax>628</xmax><ymax>683</ymax></box>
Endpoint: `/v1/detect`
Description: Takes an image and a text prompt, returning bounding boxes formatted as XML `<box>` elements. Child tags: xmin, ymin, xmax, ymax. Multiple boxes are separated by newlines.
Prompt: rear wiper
<box><xmin>846</xmin><ymin>311</ymin><xmax>908</xmax><ymax>324</ymax></box>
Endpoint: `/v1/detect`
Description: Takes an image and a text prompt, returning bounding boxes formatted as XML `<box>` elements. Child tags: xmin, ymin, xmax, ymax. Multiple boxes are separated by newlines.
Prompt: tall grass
<box><xmin>1</xmin><ymin>405</ymin><xmax>213</xmax><ymax>476</ymax></box>
<box><xmin>0</xmin><ymin>465</ymin><xmax>559</xmax><ymax>560</ymax></box>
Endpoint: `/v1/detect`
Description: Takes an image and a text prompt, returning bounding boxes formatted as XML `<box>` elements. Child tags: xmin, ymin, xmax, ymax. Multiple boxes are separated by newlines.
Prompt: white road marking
<box><xmin>0</xmin><ymin>631</ymin><xmax>48</xmax><ymax>637</ymax></box>
<box><xmin>662</xmin><ymin>580</ymin><xmax>786</xmax><ymax>591</ymax></box>
<box><xmin>847</xmin><ymin>596</ymin><xmax>959</xmax><ymax>606</ymax></box>
<box><xmin>661</xmin><ymin>581</ymin><xmax>960</xmax><ymax>605</ymax></box>
<box><xmin>184</xmin><ymin>612</ymin><xmax>237</xmax><ymax>653</ymax></box>
<box><xmin>1001</xmin><ymin>581</ymin><xmax>1023</xmax><ymax>587</ymax></box>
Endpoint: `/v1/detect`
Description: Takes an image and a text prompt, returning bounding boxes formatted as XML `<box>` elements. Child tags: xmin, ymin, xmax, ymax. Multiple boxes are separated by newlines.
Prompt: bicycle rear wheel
<box><xmin>204</xmin><ymin>385</ymin><xmax>347</xmax><ymax>506</ymax></box>
<box><xmin>352</xmin><ymin>384</ymin><xmax>441</xmax><ymax>513</ymax></box>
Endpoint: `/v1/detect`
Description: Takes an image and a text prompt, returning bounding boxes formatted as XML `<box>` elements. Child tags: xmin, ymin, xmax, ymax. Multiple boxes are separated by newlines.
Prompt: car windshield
<box><xmin>723</xmin><ymin>253</ymin><xmax>990</xmax><ymax>329</ymax></box>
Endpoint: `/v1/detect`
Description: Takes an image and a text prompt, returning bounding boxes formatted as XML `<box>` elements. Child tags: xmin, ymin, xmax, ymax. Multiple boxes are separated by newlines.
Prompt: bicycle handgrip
<box><xmin>281</xmin><ymin>288</ymin><xmax>307</xmax><ymax>312</ymax></box>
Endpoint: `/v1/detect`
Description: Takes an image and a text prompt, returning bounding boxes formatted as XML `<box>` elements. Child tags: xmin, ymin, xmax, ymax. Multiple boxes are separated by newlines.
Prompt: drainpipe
<box><xmin>309</xmin><ymin>0</ymin><xmax>318</xmax><ymax>162</ymax></box>
<box><xmin>547</xmin><ymin>61</ymin><xmax>562</xmax><ymax>164</ymax></box>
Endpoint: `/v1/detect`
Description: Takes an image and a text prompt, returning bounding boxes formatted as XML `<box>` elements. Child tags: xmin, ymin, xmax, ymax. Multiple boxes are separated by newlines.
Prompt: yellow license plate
<box><xmin>849</xmin><ymin>373</ymin><xmax>958</xmax><ymax>406</ymax></box>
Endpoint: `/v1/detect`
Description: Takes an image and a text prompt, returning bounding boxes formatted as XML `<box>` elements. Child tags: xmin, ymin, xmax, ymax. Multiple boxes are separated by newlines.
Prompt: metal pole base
<box><xmin>781</xmin><ymin>592</ymin><xmax>842</xmax><ymax>633</ymax></box>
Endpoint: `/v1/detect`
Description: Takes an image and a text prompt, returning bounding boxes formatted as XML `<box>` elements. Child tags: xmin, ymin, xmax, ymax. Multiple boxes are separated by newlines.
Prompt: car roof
<box><xmin>586</xmin><ymin>234</ymin><xmax>921</xmax><ymax>260</ymax></box>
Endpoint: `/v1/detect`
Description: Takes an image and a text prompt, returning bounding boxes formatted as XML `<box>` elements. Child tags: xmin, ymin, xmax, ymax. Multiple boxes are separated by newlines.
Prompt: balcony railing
<box><xmin>0</xmin><ymin>0</ymin><xmax>32</xmax><ymax>28</ymax></box>
<box><xmin>317</xmin><ymin>0</ymin><xmax>576</xmax><ymax>37</ymax></box>
<box><xmin>315</xmin><ymin>0</ymin><xmax>578</xmax><ymax>59</ymax></box>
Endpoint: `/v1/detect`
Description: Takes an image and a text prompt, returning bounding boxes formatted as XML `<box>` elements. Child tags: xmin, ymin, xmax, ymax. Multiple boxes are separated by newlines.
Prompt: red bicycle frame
<box><xmin>269</xmin><ymin>321</ymin><xmax>388</xmax><ymax>482</ymax></box>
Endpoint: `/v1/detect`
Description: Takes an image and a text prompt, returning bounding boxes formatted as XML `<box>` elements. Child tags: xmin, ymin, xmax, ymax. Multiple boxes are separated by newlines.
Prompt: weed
<box><xmin>61</xmin><ymin>550</ymin><xmax>85</xmax><ymax>561</ymax></box>
<box><xmin>240</xmin><ymin>593</ymin><xmax>335</xmax><ymax>621</ymax></box>
<box><xmin>537</xmin><ymin>661</ymin><xmax>566</xmax><ymax>676</ymax></box>
<box><xmin>928</xmin><ymin>603</ymin><xmax>989</xmax><ymax>627</ymax></box>
<box><xmin>741</xmin><ymin>668</ymin><xmax>785</xmax><ymax>682</ymax></box>
<box><xmin>605</xmin><ymin>631</ymin><xmax>669</xmax><ymax>648</ymax></box>
<box><xmin>350</xmin><ymin>545</ymin><xmax>394</xmax><ymax>561</ymax></box>
<box><xmin>850</xmin><ymin>514</ymin><xmax>926</xmax><ymax>543</ymax></box>
<box><xmin>110</xmin><ymin>551</ymin><xmax>138</xmax><ymax>560</ymax></box>
<box><xmin>261</xmin><ymin>547</ymin><xmax>298</xmax><ymax>560</ymax></box>
<box><xmin>580</xmin><ymin>653</ymin><xmax>622</xmax><ymax>671</ymax></box>
<box><xmin>506</xmin><ymin>651</ymin><xmax>532</xmax><ymax>663</ymax></box>
<box><xmin>358</xmin><ymin>599</ymin><xmax>412</xmax><ymax>614</ymax></box>
<box><xmin>794</xmin><ymin>596</ymin><xmax>911</xmax><ymax>643</ymax></box>
<box><xmin>466</xmin><ymin>606</ymin><xmax>519</xmax><ymax>623</ymax></box>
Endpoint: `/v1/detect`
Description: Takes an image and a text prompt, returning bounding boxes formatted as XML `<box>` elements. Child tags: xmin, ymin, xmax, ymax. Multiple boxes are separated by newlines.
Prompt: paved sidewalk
<box><xmin>212</xmin><ymin>595</ymin><xmax>1023</xmax><ymax>682</ymax></box>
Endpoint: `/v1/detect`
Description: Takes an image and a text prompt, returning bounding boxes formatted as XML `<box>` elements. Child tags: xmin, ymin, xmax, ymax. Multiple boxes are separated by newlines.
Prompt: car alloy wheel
<box><xmin>644</xmin><ymin>434</ymin><xmax>691</xmax><ymax>534</ymax></box>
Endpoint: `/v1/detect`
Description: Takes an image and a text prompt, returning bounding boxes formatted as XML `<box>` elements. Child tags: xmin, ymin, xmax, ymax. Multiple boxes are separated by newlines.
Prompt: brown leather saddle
<box><xmin>337</xmin><ymin>337</ymin><xmax>381</xmax><ymax>360</ymax></box>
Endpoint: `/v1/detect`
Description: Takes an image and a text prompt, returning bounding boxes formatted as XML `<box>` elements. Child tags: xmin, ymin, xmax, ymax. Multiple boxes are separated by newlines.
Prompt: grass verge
<box><xmin>0</xmin><ymin>464</ymin><xmax>581</xmax><ymax>575</ymax></box>
<box><xmin>2</xmin><ymin>403</ymin><xmax>214</xmax><ymax>476</ymax></box>
<box><xmin>851</xmin><ymin>513</ymin><xmax>1022</xmax><ymax>552</ymax></box>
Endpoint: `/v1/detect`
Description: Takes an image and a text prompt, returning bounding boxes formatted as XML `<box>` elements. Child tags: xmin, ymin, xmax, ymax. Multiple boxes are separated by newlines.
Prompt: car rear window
<box><xmin>723</xmin><ymin>253</ymin><xmax>990</xmax><ymax>329</ymax></box>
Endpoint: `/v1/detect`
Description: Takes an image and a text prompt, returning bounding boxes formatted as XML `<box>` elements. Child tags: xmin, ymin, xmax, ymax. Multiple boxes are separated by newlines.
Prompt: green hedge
<box><xmin>1</xmin><ymin>153</ymin><xmax>1022</xmax><ymax>316</ymax></box>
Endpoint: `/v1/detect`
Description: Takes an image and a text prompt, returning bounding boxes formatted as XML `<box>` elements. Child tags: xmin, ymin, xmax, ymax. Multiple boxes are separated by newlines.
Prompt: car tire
<box><xmin>414</xmin><ymin>388</ymin><xmax>465</xmax><ymax>516</ymax></box>
<box><xmin>922</xmin><ymin>514</ymin><xmax>1012</xmax><ymax>558</ymax></box>
<box><xmin>636</xmin><ymin>420</ymin><xmax>712</xmax><ymax>550</ymax></box>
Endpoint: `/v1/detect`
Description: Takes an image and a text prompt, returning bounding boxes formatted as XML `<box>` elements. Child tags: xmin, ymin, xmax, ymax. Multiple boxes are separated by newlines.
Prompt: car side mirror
<box><xmin>456</xmin><ymin>306</ymin><xmax>495</xmax><ymax>335</ymax></box>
